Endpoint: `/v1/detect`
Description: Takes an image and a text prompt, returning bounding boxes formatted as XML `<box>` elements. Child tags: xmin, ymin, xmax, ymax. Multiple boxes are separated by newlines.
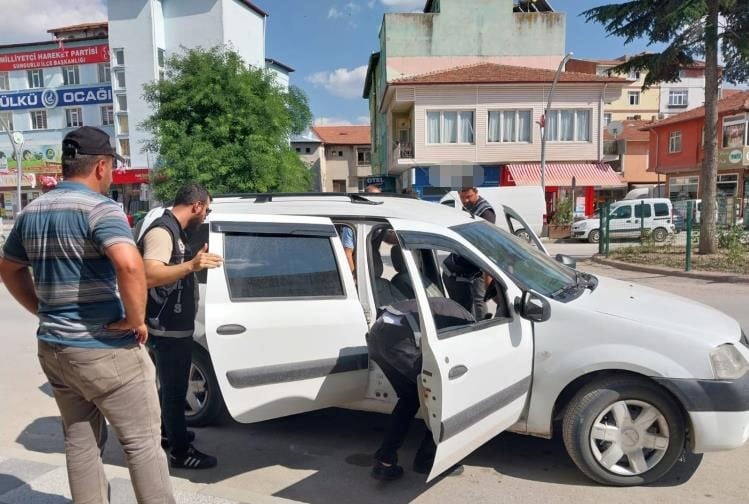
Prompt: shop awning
<box><xmin>506</xmin><ymin>163</ymin><xmax>624</xmax><ymax>188</ymax></box>
<box><xmin>0</xmin><ymin>172</ymin><xmax>37</xmax><ymax>188</ymax></box>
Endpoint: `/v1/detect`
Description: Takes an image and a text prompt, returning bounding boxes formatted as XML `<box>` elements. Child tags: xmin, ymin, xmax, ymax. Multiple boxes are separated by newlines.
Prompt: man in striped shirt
<box><xmin>0</xmin><ymin>126</ymin><xmax>174</xmax><ymax>503</ymax></box>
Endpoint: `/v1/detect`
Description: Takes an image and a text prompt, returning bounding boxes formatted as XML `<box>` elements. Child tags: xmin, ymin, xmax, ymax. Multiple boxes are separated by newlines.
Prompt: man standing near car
<box><xmin>458</xmin><ymin>186</ymin><xmax>496</xmax><ymax>320</ymax></box>
<box><xmin>139</xmin><ymin>183</ymin><xmax>223</xmax><ymax>469</ymax></box>
<box><xmin>0</xmin><ymin>126</ymin><xmax>175</xmax><ymax>502</ymax></box>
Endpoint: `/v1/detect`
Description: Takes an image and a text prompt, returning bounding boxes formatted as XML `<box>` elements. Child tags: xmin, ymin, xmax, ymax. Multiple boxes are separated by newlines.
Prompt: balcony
<box><xmin>396</xmin><ymin>142</ymin><xmax>414</xmax><ymax>159</ymax></box>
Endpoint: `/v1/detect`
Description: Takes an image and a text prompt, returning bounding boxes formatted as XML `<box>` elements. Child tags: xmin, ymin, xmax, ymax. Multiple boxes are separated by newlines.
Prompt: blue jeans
<box><xmin>148</xmin><ymin>335</ymin><xmax>194</xmax><ymax>456</ymax></box>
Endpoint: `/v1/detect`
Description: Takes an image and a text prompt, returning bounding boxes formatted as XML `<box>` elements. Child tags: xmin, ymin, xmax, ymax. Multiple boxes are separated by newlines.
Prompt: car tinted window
<box><xmin>634</xmin><ymin>203</ymin><xmax>652</xmax><ymax>218</ymax></box>
<box><xmin>224</xmin><ymin>234</ymin><xmax>343</xmax><ymax>299</ymax></box>
<box><xmin>187</xmin><ymin>224</ymin><xmax>210</xmax><ymax>284</ymax></box>
<box><xmin>654</xmin><ymin>203</ymin><xmax>670</xmax><ymax>217</ymax></box>
<box><xmin>611</xmin><ymin>205</ymin><xmax>632</xmax><ymax>219</ymax></box>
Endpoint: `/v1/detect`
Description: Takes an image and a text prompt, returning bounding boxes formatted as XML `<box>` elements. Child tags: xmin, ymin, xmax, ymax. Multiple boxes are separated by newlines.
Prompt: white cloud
<box><xmin>306</xmin><ymin>65</ymin><xmax>368</xmax><ymax>99</ymax></box>
<box><xmin>379</xmin><ymin>0</ymin><xmax>425</xmax><ymax>10</ymax></box>
<box><xmin>328</xmin><ymin>6</ymin><xmax>343</xmax><ymax>18</ymax></box>
<box><xmin>356</xmin><ymin>115</ymin><xmax>371</xmax><ymax>124</ymax></box>
<box><xmin>346</xmin><ymin>2</ymin><xmax>362</xmax><ymax>13</ymax></box>
<box><xmin>314</xmin><ymin>117</ymin><xmax>353</xmax><ymax>126</ymax></box>
<box><xmin>0</xmin><ymin>0</ymin><xmax>107</xmax><ymax>44</ymax></box>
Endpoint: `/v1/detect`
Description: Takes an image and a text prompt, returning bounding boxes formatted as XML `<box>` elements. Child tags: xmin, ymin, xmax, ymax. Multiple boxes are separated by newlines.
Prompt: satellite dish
<box><xmin>607</xmin><ymin>121</ymin><xmax>624</xmax><ymax>138</ymax></box>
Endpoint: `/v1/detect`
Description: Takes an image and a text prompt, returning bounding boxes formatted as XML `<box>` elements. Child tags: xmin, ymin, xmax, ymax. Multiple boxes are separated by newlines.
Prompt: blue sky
<box><xmin>0</xmin><ymin>0</ymin><xmax>665</xmax><ymax>126</ymax></box>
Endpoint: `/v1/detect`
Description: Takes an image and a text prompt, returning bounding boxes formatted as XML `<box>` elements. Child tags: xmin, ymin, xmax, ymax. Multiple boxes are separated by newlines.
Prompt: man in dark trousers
<box><xmin>139</xmin><ymin>183</ymin><xmax>222</xmax><ymax>469</ymax></box>
<box><xmin>0</xmin><ymin>126</ymin><xmax>175</xmax><ymax>502</ymax></box>
<box><xmin>458</xmin><ymin>186</ymin><xmax>496</xmax><ymax>319</ymax></box>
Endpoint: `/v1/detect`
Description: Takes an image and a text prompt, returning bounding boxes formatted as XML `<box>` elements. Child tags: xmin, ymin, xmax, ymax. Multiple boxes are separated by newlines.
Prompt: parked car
<box><xmin>146</xmin><ymin>193</ymin><xmax>749</xmax><ymax>486</ymax></box>
<box><xmin>571</xmin><ymin>198</ymin><xmax>676</xmax><ymax>243</ymax></box>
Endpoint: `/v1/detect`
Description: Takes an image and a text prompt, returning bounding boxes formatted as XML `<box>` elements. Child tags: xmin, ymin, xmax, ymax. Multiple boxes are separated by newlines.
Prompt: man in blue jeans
<box><xmin>139</xmin><ymin>183</ymin><xmax>222</xmax><ymax>469</ymax></box>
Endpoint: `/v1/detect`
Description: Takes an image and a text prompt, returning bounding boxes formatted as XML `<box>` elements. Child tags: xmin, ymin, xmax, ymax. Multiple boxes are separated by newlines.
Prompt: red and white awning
<box><xmin>506</xmin><ymin>163</ymin><xmax>624</xmax><ymax>188</ymax></box>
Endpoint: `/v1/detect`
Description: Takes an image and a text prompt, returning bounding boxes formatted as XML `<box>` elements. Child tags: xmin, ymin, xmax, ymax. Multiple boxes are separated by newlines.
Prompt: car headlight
<box><xmin>710</xmin><ymin>344</ymin><xmax>749</xmax><ymax>379</ymax></box>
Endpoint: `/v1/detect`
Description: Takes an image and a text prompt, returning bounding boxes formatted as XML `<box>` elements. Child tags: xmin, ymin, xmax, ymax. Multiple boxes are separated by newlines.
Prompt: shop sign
<box><xmin>0</xmin><ymin>44</ymin><xmax>110</xmax><ymax>71</ymax></box>
<box><xmin>113</xmin><ymin>168</ymin><xmax>150</xmax><ymax>185</ymax></box>
<box><xmin>0</xmin><ymin>85</ymin><xmax>112</xmax><ymax>111</ymax></box>
<box><xmin>0</xmin><ymin>173</ymin><xmax>37</xmax><ymax>188</ymax></box>
<box><xmin>718</xmin><ymin>146</ymin><xmax>749</xmax><ymax>170</ymax></box>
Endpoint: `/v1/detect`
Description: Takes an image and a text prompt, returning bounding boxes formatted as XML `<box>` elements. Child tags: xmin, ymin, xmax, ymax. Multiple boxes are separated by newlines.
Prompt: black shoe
<box><xmin>169</xmin><ymin>445</ymin><xmax>217</xmax><ymax>470</ymax></box>
<box><xmin>161</xmin><ymin>430</ymin><xmax>195</xmax><ymax>449</ymax></box>
<box><xmin>371</xmin><ymin>460</ymin><xmax>404</xmax><ymax>481</ymax></box>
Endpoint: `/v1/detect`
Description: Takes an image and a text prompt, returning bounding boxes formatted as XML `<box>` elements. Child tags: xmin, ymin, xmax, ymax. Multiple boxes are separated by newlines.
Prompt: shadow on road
<box><xmin>17</xmin><ymin>407</ymin><xmax>704</xmax><ymax>503</ymax></box>
<box><xmin>0</xmin><ymin>474</ymin><xmax>69</xmax><ymax>503</ymax></box>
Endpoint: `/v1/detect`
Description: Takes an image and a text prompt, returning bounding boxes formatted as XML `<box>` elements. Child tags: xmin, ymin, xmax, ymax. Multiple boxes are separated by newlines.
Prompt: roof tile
<box><xmin>312</xmin><ymin>125</ymin><xmax>371</xmax><ymax>145</ymax></box>
<box><xmin>642</xmin><ymin>90</ymin><xmax>749</xmax><ymax>129</ymax></box>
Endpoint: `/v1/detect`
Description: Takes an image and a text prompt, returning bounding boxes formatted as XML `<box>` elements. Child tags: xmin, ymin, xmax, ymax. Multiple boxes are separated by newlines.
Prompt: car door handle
<box><xmin>216</xmin><ymin>324</ymin><xmax>246</xmax><ymax>335</ymax></box>
<box><xmin>448</xmin><ymin>365</ymin><xmax>468</xmax><ymax>380</ymax></box>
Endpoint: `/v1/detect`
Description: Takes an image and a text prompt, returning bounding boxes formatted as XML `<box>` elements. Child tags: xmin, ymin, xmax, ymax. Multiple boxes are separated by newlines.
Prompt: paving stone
<box><xmin>0</xmin><ymin>458</ymin><xmax>58</xmax><ymax>497</ymax></box>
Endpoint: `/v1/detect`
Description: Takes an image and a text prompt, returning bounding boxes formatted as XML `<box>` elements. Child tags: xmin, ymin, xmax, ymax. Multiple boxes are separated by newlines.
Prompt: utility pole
<box><xmin>540</xmin><ymin>52</ymin><xmax>573</xmax><ymax>191</ymax></box>
<box><xmin>0</xmin><ymin>116</ymin><xmax>24</xmax><ymax>218</ymax></box>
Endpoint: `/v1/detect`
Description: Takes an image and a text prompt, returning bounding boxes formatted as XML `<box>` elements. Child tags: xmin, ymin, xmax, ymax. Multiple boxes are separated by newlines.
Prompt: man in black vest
<box><xmin>458</xmin><ymin>186</ymin><xmax>496</xmax><ymax>320</ymax></box>
<box><xmin>139</xmin><ymin>183</ymin><xmax>222</xmax><ymax>469</ymax></box>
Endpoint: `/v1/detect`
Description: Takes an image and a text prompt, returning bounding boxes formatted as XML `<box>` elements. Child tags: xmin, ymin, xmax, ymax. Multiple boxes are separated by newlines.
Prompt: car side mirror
<box><xmin>514</xmin><ymin>291</ymin><xmax>551</xmax><ymax>323</ymax></box>
<box><xmin>555</xmin><ymin>254</ymin><xmax>577</xmax><ymax>269</ymax></box>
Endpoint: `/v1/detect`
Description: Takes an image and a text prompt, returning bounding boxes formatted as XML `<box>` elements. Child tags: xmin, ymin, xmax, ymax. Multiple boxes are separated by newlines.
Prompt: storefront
<box><xmin>0</xmin><ymin>172</ymin><xmax>40</xmax><ymax>217</ymax></box>
<box><xmin>111</xmin><ymin>168</ymin><xmax>149</xmax><ymax>216</ymax></box>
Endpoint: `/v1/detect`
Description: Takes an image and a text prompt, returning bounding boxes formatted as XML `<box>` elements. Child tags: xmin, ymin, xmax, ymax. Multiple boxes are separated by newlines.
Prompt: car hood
<box><xmin>572</xmin><ymin>218</ymin><xmax>600</xmax><ymax>228</ymax></box>
<box><xmin>572</xmin><ymin>275</ymin><xmax>741</xmax><ymax>345</ymax></box>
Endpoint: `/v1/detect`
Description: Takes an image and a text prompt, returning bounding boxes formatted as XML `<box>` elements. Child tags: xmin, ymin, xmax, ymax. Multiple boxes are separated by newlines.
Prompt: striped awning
<box><xmin>506</xmin><ymin>163</ymin><xmax>624</xmax><ymax>188</ymax></box>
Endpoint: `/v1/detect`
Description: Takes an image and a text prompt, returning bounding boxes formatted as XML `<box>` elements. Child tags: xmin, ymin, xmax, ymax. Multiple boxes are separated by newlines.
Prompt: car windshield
<box><xmin>452</xmin><ymin>221</ymin><xmax>578</xmax><ymax>299</ymax></box>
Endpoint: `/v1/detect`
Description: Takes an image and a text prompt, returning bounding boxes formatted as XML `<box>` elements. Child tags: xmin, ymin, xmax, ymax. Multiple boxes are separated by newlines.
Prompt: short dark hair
<box><xmin>62</xmin><ymin>153</ymin><xmax>106</xmax><ymax>178</ymax></box>
<box><xmin>173</xmin><ymin>183</ymin><xmax>212</xmax><ymax>207</ymax></box>
<box><xmin>459</xmin><ymin>186</ymin><xmax>477</xmax><ymax>193</ymax></box>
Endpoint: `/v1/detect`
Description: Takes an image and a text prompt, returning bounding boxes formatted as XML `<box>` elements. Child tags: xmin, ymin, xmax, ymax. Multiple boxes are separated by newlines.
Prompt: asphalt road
<box><xmin>1</xmin><ymin>263</ymin><xmax>748</xmax><ymax>503</ymax></box>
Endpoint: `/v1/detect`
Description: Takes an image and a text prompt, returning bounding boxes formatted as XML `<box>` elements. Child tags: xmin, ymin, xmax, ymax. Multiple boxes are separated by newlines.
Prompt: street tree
<box><xmin>584</xmin><ymin>0</ymin><xmax>749</xmax><ymax>254</ymax></box>
<box><xmin>142</xmin><ymin>46</ymin><xmax>313</xmax><ymax>201</ymax></box>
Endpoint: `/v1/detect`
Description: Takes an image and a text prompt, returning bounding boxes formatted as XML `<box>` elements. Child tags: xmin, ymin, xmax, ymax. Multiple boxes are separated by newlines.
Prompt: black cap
<box><xmin>62</xmin><ymin>126</ymin><xmax>126</xmax><ymax>163</ymax></box>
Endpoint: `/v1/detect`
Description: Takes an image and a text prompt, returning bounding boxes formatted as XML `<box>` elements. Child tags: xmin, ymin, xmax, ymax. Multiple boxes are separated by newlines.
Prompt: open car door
<box><xmin>388</xmin><ymin>218</ymin><xmax>534</xmax><ymax>481</ymax></box>
<box><xmin>205</xmin><ymin>213</ymin><xmax>369</xmax><ymax>423</ymax></box>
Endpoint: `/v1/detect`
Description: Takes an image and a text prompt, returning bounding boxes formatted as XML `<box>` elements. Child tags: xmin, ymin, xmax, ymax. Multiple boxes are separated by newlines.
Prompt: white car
<box><xmin>147</xmin><ymin>193</ymin><xmax>749</xmax><ymax>486</ymax></box>
<box><xmin>572</xmin><ymin>198</ymin><xmax>676</xmax><ymax>243</ymax></box>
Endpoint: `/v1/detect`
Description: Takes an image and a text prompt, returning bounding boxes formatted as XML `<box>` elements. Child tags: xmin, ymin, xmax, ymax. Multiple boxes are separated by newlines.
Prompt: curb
<box><xmin>591</xmin><ymin>256</ymin><xmax>749</xmax><ymax>283</ymax></box>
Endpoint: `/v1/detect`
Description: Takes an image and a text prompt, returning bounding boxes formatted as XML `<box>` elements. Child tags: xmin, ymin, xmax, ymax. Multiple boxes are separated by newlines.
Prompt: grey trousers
<box><xmin>38</xmin><ymin>341</ymin><xmax>175</xmax><ymax>504</ymax></box>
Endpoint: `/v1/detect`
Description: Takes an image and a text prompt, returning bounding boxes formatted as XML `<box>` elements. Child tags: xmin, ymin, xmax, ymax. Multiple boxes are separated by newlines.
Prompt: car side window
<box><xmin>187</xmin><ymin>223</ymin><xmax>210</xmax><ymax>285</ymax></box>
<box><xmin>634</xmin><ymin>203</ymin><xmax>652</xmax><ymax>218</ymax></box>
<box><xmin>223</xmin><ymin>233</ymin><xmax>344</xmax><ymax>300</ymax></box>
<box><xmin>611</xmin><ymin>205</ymin><xmax>632</xmax><ymax>219</ymax></box>
<box><xmin>654</xmin><ymin>203</ymin><xmax>670</xmax><ymax>217</ymax></box>
<box><xmin>368</xmin><ymin>226</ymin><xmax>415</xmax><ymax>309</ymax></box>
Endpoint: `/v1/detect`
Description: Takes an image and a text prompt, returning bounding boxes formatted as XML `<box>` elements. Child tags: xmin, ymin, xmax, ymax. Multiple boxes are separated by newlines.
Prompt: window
<box><xmin>669</xmin><ymin>131</ymin><xmax>682</xmax><ymax>153</ymax></box>
<box><xmin>117</xmin><ymin>114</ymin><xmax>129</xmax><ymax>134</ymax></box>
<box><xmin>65</xmin><ymin>107</ymin><xmax>83</xmax><ymax>128</ymax></box>
<box><xmin>628</xmin><ymin>70</ymin><xmax>641</xmax><ymax>80</ymax></box>
<box><xmin>27</xmin><ymin>69</ymin><xmax>44</xmax><ymax>88</ymax></box>
<box><xmin>669</xmin><ymin>176</ymin><xmax>699</xmax><ymax>200</ymax></box>
<box><xmin>295</xmin><ymin>147</ymin><xmax>301</xmax><ymax>153</ymax></box>
<box><xmin>332</xmin><ymin>179</ymin><xmax>346</xmax><ymax>192</ymax></box>
<box><xmin>119</xmin><ymin>138</ymin><xmax>130</xmax><ymax>157</ymax></box>
<box><xmin>0</xmin><ymin>72</ymin><xmax>9</xmax><ymax>90</ymax></box>
<box><xmin>157</xmin><ymin>48</ymin><xmax>166</xmax><ymax>67</ymax></box>
<box><xmin>30</xmin><ymin>110</ymin><xmax>47</xmax><ymax>130</ymax></box>
<box><xmin>100</xmin><ymin>105</ymin><xmax>114</xmax><ymax>126</ymax></box>
<box><xmin>0</xmin><ymin>112</ymin><xmax>13</xmax><ymax>131</ymax></box>
<box><xmin>114</xmin><ymin>69</ymin><xmax>126</xmax><ymax>89</ymax></box>
<box><xmin>610</xmin><ymin>205</ymin><xmax>632</xmax><ymax>219</ymax></box>
<box><xmin>633</xmin><ymin>203</ymin><xmax>652</xmax><ymax>218</ymax></box>
<box><xmin>654</xmin><ymin>203</ymin><xmax>670</xmax><ymax>217</ymax></box>
<box><xmin>357</xmin><ymin>147</ymin><xmax>371</xmax><ymax>165</ymax></box>
<box><xmin>116</xmin><ymin>94</ymin><xmax>127</xmax><ymax>111</ymax></box>
<box><xmin>488</xmin><ymin>110</ymin><xmax>532</xmax><ymax>143</ymax></box>
<box><xmin>113</xmin><ymin>48</ymin><xmax>125</xmax><ymax>66</ymax></box>
<box><xmin>545</xmin><ymin>109</ymin><xmax>592</xmax><ymax>142</ymax></box>
<box><xmin>98</xmin><ymin>63</ymin><xmax>111</xmax><ymax>83</ymax></box>
<box><xmin>604</xmin><ymin>113</ymin><xmax>612</xmax><ymax>126</ymax></box>
<box><xmin>426</xmin><ymin>110</ymin><xmax>475</xmax><ymax>144</ymax></box>
<box><xmin>722</xmin><ymin>115</ymin><xmax>747</xmax><ymax>148</ymax></box>
<box><xmin>668</xmin><ymin>89</ymin><xmax>688</xmax><ymax>107</ymax></box>
<box><xmin>223</xmin><ymin>233</ymin><xmax>343</xmax><ymax>300</ymax></box>
<box><xmin>305</xmin><ymin>147</ymin><xmax>311</xmax><ymax>154</ymax></box>
<box><xmin>628</xmin><ymin>91</ymin><xmax>640</xmax><ymax>106</ymax></box>
<box><xmin>62</xmin><ymin>66</ymin><xmax>80</xmax><ymax>86</ymax></box>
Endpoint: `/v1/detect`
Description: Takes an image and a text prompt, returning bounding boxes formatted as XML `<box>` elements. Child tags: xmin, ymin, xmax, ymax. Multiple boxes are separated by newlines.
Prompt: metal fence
<box><xmin>593</xmin><ymin>199</ymin><xmax>749</xmax><ymax>273</ymax></box>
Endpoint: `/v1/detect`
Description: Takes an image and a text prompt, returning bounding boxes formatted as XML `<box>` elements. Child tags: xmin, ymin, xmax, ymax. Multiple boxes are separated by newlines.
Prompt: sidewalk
<box><xmin>591</xmin><ymin>255</ymin><xmax>749</xmax><ymax>283</ymax></box>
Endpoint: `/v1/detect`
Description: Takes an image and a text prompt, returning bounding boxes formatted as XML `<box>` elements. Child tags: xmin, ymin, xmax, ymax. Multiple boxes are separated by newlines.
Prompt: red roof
<box><xmin>312</xmin><ymin>126</ymin><xmax>371</xmax><ymax>145</ymax></box>
<box><xmin>392</xmin><ymin>63</ymin><xmax>629</xmax><ymax>86</ymax></box>
<box><xmin>643</xmin><ymin>90</ymin><xmax>749</xmax><ymax>129</ymax></box>
<box><xmin>507</xmin><ymin>163</ymin><xmax>624</xmax><ymax>188</ymax></box>
<box><xmin>603</xmin><ymin>120</ymin><xmax>651</xmax><ymax>142</ymax></box>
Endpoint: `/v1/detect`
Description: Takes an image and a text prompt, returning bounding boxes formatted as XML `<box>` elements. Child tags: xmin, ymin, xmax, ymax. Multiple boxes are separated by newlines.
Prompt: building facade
<box><xmin>291</xmin><ymin>129</ymin><xmax>323</xmax><ymax>191</ymax></box>
<box><xmin>603</xmin><ymin>119</ymin><xmax>660</xmax><ymax>199</ymax></box>
<box><xmin>645</xmin><ymin>90</ymin><xmax>749</xmax><ymax>225</ymax></box>
<box><xmin>310</xmin><ymin>126</ymin><xmax>373</xmax><ymax>193</ymax></box>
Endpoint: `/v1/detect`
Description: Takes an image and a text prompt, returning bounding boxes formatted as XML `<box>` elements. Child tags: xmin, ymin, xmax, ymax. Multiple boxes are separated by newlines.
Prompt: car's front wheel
<box><xmin>587</xmin><ymin>229</ymin><xmax>601</xmax><ymax>244</ymax></box>
<box><xmin>185</xmin><ymin>345</ymin><xmax>226</xmax><ymax>427</ymax></box>
<box><xmin>514</xmin><ymin>228</ymin><xmax>531</xmax><ymax>242</ymax></box>
<box><xmin>562</xmin><ymin>376</ymin><xmax>689</xmax><ymax>486</ymax></box>
<box><xmin>652</xmin><ymin>227</ymin><xmax>669</xmax><ymax>242</ymax></box>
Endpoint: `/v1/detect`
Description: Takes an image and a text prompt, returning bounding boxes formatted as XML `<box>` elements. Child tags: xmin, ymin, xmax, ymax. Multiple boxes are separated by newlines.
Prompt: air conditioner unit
<box><xmin>398</xmin><ymin>119</ymin><xmax>411</xmax><ymax>129</ymax></box>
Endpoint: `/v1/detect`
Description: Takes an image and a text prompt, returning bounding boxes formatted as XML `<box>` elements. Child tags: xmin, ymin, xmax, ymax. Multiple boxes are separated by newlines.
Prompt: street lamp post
<box><xmin>0</xmin><ymin>116</ymin><xmax>23</xmax><ymax>218</ymax></box>
<box><xmin>540</xmin><ymin>52</ymin><xmax>573</xmax><ymax>192</ymax></box>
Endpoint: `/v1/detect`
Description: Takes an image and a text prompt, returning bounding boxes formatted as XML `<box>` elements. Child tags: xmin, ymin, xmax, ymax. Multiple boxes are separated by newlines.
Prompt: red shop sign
<box><xmin>113</xmin><ymin>168</ymin><xmax>150</xmax><ymax>185</ymax></box>
<box><xmin>0</xmin><ymin>44</ymin><xmax>110</xmax><ymax>71</ymax></box>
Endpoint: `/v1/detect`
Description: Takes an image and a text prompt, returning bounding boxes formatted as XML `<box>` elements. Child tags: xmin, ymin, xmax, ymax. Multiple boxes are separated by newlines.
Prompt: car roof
<box><xmin>208</xmin><ymin>193</ymin><xmax>477</xmax><ymax>227</ymax></box>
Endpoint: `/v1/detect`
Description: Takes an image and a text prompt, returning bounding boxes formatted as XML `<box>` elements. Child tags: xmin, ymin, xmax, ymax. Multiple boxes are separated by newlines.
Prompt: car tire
<box><xmin>653</xmin><ymin>227</ymin><xmax>668</xmax><ymax>242</ymax></box>
<box><xmin>587</xmin><ymin>229</ymin><xmax>601</xmax><ymax>244</ymax></box>
<box><xmin>514</xmin><ymin>228</ymin><xmax>531</xmax><ymax>242</ymax></box>
<box><xmin>185</xmin><ymin>345</ymin><xmax>226</xmax><ymax>427</ymax></box>
<box><xmin>562</xmin><ymin>376</ymin><xmax>687</xmax><ymax>486</ymax></box>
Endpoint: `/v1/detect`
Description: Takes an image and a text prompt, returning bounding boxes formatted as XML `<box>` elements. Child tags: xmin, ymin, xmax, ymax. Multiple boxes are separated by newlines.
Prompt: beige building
<box><xmin>603</xmin><ymin>119</ymin><xmax>660</xmax><ymax>198</ymax></box>
<box><xmin>291</xmin><ymin>130</ymin><xmax>324</xmax><ymax>191</ymax></box>
<box><xmin>309</xmin><ymin>126</ymin><xmax>372</xmax><ymax>193</ymax></box>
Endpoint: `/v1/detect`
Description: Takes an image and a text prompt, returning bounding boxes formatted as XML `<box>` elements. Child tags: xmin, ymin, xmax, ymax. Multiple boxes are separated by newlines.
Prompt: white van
<box><xmin>439</xmin><ymin>186</ymin><xmax>545</xmax><ymax>237</ymax></box>
<box><xmin>572</xmin><ymin>198</ymin><xmax>675</xmax><ymax>243</ymax></box>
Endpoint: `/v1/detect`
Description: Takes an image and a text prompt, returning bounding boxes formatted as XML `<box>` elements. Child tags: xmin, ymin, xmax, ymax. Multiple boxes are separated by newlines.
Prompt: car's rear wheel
<box><xmin>185</xmin><ymin>345</ymin><xmax>226</xmax><ymax>427</ymax></box>
<box><xmin>653</xmin><ymin>227</ymin><xmax>668</xmax><ymax>242</ymax></box>
<box><xmin>514</xmin><ymin>228</ymin><xmax>531</xmax><ymax>242</ymax></box>
<box><xmin>587</xmin><ymin>229</ymin><xmax>601</xmax><ymax>244</ymax></box>
<box><xmin>562</xmin><ymin>376</ymin><xmax>688</xmax><ymax>486</ymax></box>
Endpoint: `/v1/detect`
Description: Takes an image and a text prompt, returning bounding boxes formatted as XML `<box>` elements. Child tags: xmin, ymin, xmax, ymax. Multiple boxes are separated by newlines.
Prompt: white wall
<box><xmin>163</xmin><ymin>0</ymin><xmax>223</xmax><ymax>55</ymax></box>
<box><xmin>221</xmin><ymin>0</ymin><xmax>265</xmax><ymax>68</ymax></box>
<box><xmin>660</xmin><ymin>76</ymin><xmax>706</xmax><ymax>117</ymax></box>
<box><xmin>268</xmin><ymin>67</ymin><xmax>289</xmax><ymax>89</ymax></box>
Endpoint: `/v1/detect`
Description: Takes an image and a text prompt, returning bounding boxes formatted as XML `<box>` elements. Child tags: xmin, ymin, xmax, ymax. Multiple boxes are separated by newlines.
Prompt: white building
<box><xmin>107</xmin><ymin>0</ymin><xmax>291</xmax><ymax>169</ymax></box>
<box><xmin>659</xmin><ymin>64</ymin><xmax>707</xmax><ymax>118</ymax></box>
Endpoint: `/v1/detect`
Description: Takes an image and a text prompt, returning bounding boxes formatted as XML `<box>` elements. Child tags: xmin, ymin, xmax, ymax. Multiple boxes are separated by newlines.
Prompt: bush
<box><xmin>552</xmin><ymin>197</ymin><xmax>573</xmax><ymax>226</ymax></box>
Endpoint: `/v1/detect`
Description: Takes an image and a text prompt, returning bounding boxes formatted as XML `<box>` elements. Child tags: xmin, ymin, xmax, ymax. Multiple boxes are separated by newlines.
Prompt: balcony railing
<box><xmin>395</xmin><ymin>142</ymin><xmax>414</xmax><ymax>159</ymax></box>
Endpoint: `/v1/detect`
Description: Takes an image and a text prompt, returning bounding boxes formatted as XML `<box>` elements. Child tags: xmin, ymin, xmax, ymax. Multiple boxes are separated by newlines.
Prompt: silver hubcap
<box><xmin>590</xmin><ymin>400</ymin><xmax>670</xmax><ymax>476</ymax></box>
<box><xmin>185</xmin><ymin>362</ymin><xmax>208</xmax><ymax>416</ymax></box>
